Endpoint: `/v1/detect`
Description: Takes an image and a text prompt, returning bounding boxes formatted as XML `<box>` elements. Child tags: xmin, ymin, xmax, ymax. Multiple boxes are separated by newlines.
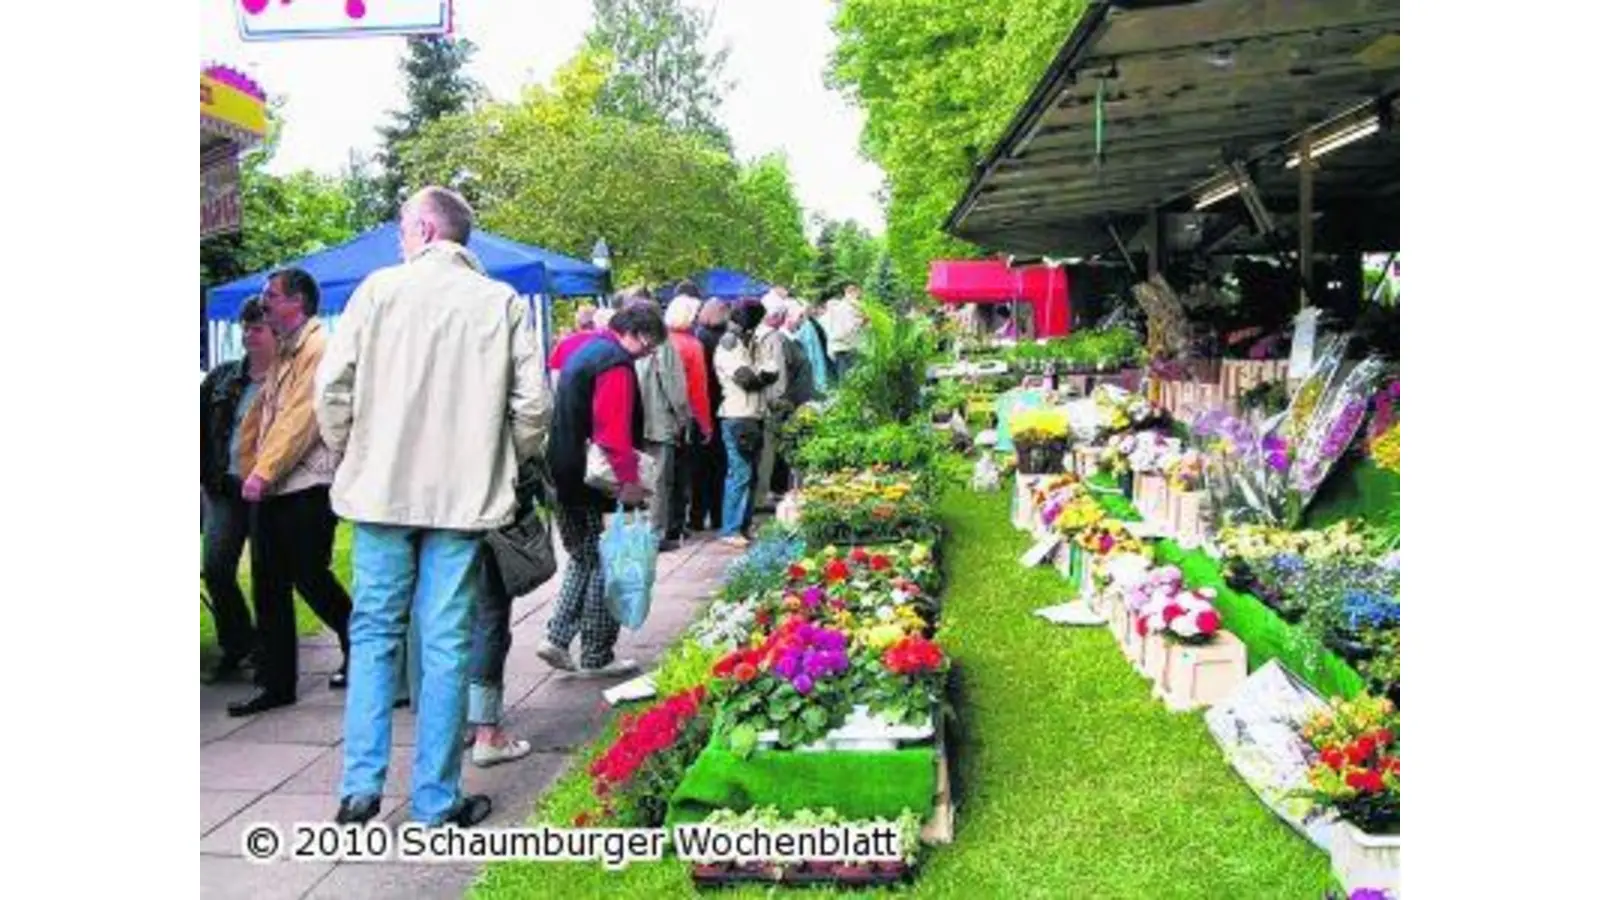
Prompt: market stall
<box><xmin>200</xmin><ymin>64</ymin><xmax>267</xmax><ymax>240</ymax></box>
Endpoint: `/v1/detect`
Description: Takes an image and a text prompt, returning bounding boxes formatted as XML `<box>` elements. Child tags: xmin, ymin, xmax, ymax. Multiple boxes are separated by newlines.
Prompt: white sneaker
<box><xmin>472</xmin><ymin>737</ymin><xmax>533</xmax><ymax>768</ymax></box>
<box><xmin>571</xmin><ymin>658</ymin><xmax>640</xmax><ymax>680</ymax></box>
<box><xmin>536</xmin><ymin>640</ymin><xmax>575</xmax><ymax>672</ymax></box>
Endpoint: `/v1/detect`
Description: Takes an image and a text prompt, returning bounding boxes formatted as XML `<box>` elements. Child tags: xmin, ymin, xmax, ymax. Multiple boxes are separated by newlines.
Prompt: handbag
<box><xmin>583</xmin><ymin>442</ymin><xmax>659</xmax><ymax>497</ymax></box>
<box><xmin>483</xmin><ymin>460</ymin><xmax>559</xmax><ymax>598</ymax></box>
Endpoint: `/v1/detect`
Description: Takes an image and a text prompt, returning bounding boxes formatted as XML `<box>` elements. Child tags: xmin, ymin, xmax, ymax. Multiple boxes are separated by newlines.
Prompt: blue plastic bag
<box><xmin>600</xmin><ymin>502</ymin><xmax>658</xmax><ymax>630</ymax></box>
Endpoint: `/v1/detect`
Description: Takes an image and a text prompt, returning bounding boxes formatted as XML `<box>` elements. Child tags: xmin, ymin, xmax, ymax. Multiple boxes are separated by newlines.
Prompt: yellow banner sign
<box><xmin>201</xmin><ymin>73</ymin><xmax>266</xmax><ymax>141</ymax></box>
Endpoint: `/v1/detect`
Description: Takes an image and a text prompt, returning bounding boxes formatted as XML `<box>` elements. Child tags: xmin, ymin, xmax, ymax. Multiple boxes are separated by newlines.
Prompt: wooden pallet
<box><xmin>921</xmin><ymin>713</ymin><xmax>955</xmax><ymax>845</ymax></box>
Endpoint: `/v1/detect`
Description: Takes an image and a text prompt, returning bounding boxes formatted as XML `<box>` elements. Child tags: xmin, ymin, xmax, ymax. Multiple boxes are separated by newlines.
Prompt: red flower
<box><xmin>869</xmin><ymin>554</ymin><xmax>891</xmax><ymax>571</ymax></box>
<box><xmin>1135</xmin><ymin>616</ymin><xmax>1149</xmax><ymax>637</ymax></box>
<box><xmin>1379</xmin><ymin>756</ymin><xmax>1399</xmax><ymax>774</ymax></box>
<box><xmin>712</xmin><ymin>654</ymin><xmax>738</xmax><ymax>678</ymax></box>
<box><xmin>1319</xmin><ymin>748</ymin><xmax>1344</xmax><ymax>769</ymax></box>
<box><xmin>1194</xmin><ymin>609</ymin><xmax>1221</xmax><ymax>634</ymax></box>
<box><xmin>755</xmin><ymin>609</ymin><xmax>772</xmax><ymax>627</ymax></box>
<box><xmin>1161</xmin><ymin>603</ymin><xmax>1184</xmax><ymax>625</ymax></box>
<box><xmin>884</xmin><ymin>636</ymin><xmax>943</xmax><ymax>675</ymax></box>
<box><xmin>1345</xmin><ymin>769</ymin><xmax>1386</xmax><ymax>794</ymax></box>
<box><xmin>733</xmin><ymin>663</ymin><xmax>757</xmax><ymax>683</ymax></box>
<box><xmin>1350</xmin><ymin>736</ymin><xmax>1377</xmax><ymax>765</ymax></box>
<box><xmin>573</xmin><ymin>811</ymin><xmax>593</xmax><ymax>827</ymax></box>
<box><xmin>1373</xmin><ymin>728</ymin><xmax>1394</xmax><ymax>747</ymax></box>
<box><xmin>787</xmin><ymin>564</ymin><xmax>808</xmax><ymax>581</ymax></box>
<box><xmin>825</xmin><ymin>560</ymin><xmax>850</xmax><ymax>583</ymax></box>
<box><xmin>849</xmin><ymin>547</ymin><xmax>869</xmax><ymax>563</ymax></box>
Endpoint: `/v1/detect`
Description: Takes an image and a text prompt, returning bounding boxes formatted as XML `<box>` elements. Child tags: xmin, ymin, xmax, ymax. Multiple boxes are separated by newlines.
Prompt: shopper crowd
<box><xmin>200</xmin><ymin>185</ymin><xmax>865</xmax><ymax>829</ymax></box>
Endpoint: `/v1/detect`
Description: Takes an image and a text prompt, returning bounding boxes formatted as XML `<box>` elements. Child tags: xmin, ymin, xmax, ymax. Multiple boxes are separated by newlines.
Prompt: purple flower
<box><xmin>803</xmin><ymin>586</ymin><xmax>825</xmax><ymax>609</ymax></box>
<box><xmin>774</xmin><ymin>653</ymin><xmax>800</xmax><ymax>680</ymax></box>
<box><xmin>1267</xmin><ymin>451</ymin><xmax>1288</xmax><ymax>472</ymax></box>
<box><xmin>817</xmin><ymin>629</ymin><xmax>847</xmax><ymax>653</ymax></box>
<box><xmin>1349</xmin><ymin>891</ymin><xmax>1389</xmax><ymax>900</ymax></box>
<box><xmin>1261</xmin><ymin>434</ymin><xmax>1286</xmax><ymax>454</ymax></box>
<box><xmin>792</xmin><ymin>674</ymin><xmax>814</xmax><ymax>695</ymax></box>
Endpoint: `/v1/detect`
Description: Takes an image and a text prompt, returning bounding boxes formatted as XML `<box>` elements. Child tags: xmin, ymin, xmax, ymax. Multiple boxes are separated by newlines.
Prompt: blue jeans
<box><xmin>341</xmin><ymin>524</ymin><xmax>482</xmax><ymax>824</ymax></box>
<box><xmin>719</xmin><ymin>419</ymin><xmax>759</xmax><ymax>538</ymax></box>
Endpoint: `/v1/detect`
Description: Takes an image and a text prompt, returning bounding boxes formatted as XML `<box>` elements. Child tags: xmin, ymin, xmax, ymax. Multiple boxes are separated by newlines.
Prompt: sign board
<box><xmin>236</xmin><ymin>0</ymin><xmax>452</xmax><ymax>41</ymax></box>
<box><xmin>202</xmin><ymin>147</ymin><xmax>242</xmax><ymax>239</ymax></box>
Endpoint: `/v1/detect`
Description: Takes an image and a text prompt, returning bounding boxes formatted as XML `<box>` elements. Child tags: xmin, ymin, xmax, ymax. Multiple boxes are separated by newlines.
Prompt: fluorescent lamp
<box><xmin>1194</xmin><ymin>181</ymin><xmax>1240</xmax><ymax>210</ymax></box>
<box><xmin>1287</xmin><ymin>116</ymin><xmax>1381</xmax><ymax>168</ymax></box>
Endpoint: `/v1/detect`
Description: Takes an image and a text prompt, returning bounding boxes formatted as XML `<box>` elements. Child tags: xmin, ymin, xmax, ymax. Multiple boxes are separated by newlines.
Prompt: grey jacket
<box><xmin>635</xmin><ymin>339</ymin><xmax>693</xmax><ymax>444</ymax></box>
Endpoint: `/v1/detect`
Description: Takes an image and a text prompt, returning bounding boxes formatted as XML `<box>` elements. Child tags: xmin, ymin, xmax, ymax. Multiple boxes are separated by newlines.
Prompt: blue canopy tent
<box><xmin>695</xmin><ymin>268</ymin><xmax>770</xmax><ymax>299</ymax></box>
<box><xmin>205</xmin><ymin>223</ymin><xmax>606</xmax><ymax>366</ymax></box>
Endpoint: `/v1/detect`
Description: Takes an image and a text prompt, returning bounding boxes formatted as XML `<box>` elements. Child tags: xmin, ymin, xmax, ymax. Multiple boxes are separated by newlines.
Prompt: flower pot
<box><xmin>1156</xmin><ymin>630</ymin><xmax>1248</xmax><ymax>712</ymax></box>
<box><xmin>1329</xmin><ymin>821</ymin><xmax>1400</xmax><ymax>896</ymax></box>
<box><xmin>1108</xmin><ymin>596</ymin><xmax>1140</xmax><ymax>661</ymax></box>
<box><xmin>1016</xmin><ymin>439</ymin><xmax>1068</xmax><ymax>475</ymax></box>
<box><xmin>1167</xmin><ymin>489</ymin><xmax>1209</xmax><ymax>543</ymax></box>
<box><xmin>1138</xmin><ymin>628</ymin><xmax>1172</xmax><ymax>682</ymax></box>
<box><xmin>1071</xmin><ymin>445</ymin><xmax>1101</xmax><ymax>477</ymax></box>
<box><xmin>1012</xmin><ymin>474</ymin><xmax>1046</xmax><ymax>531</ymax></box>
<box><xmin>1133</xmin><ymin>473</ymin><xmax>1168</xmax><ymax>521</ymax></box>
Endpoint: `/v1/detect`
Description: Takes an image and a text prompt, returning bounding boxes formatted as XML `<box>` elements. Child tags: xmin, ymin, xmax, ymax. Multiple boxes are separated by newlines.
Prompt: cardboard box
<box><xmin>1157</xmin><ymin>630</ymin><xmax>1248</xmax><ymax>712</ymax></box>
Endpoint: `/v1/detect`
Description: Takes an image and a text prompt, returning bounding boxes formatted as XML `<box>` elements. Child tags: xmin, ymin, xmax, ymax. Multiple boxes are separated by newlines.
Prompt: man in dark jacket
<box><xmin>199</xmin><ymin>298</ymin><xmax>275</xmax><ymax>682</ymax></box>
<box><xmin>537</xmin><ymin>303</ymin><xmax>667</xmax><ymax>678</ymax></box>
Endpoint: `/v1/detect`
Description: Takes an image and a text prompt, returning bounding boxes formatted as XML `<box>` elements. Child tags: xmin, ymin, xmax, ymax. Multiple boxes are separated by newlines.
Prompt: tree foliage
<box><xmin>586</xmin><ymin>0</ymin><xmax>733</xmax><ymax>153</ymax></box>
<box><xmin>376</xmin><ymin>36</ymin><xmax>483</xmax><ymax>219</ymax></box>
<box><xmin>736</xmin><ymin>153</ymin><xmax>812</xmax><ymax>288</ymax></box>
<box><xmin>399</xmin><ymin>50</ymin><xmax>810</xmax><ymax>288</ymax></box>
<box><xmin>201</xmin><ymin>103</ymin><xmax>360</xmax><ymax>288</ymax></box>
<box><xmin>806</xmin><ymin>217</ymin><xmax>881</xmax><ymax>300</ymax></box>
<box><xmin>829</xmin><ymin>0</ymin><xmax>1089</xmax><ymax>294</ymax></box>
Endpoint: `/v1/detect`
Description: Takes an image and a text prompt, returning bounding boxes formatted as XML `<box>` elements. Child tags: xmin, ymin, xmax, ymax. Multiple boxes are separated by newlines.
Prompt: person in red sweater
<box><xmin>538</xmin><ymin>303</ymin><xmax>666</xmax><ymax>677</ymax></box>
<box><xmin>548</xmin><ymin>304</ymin><xmax>607</xmax><ymax>376</ymax></box>
<box><xmin>662</xmin><ymin>293</ymin><xmax>713</xmax><ymax>544</ymax></box>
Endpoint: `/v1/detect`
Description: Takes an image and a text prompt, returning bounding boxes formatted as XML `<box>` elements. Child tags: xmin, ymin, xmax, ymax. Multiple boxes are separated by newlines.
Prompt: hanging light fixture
<box><xmin>1193</xmin><ymin>177</ymin><xmax>1240</xmax><ymax>210</ymax></box>
<box><xmin>1286</xmin><ymin>115</ymin><xmax>1381</xmax><ymax>168</ymax></box>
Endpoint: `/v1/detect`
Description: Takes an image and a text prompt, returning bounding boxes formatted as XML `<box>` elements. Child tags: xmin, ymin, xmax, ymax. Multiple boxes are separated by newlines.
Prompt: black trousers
<box><xmin>691</xmin><ymin>420</ymin><xmax>726</xmax><ymax>531</ymax></box>
<box><xmin>250</xmin><ymin>486</ymin><xmax>352</xmax><ymax>698</ymax></box>
<box><xmin>667</xmin><ymin>435</ymin><xmax>701</xmax><ymax>540</ymax></box>
<box><xmin>201</xmin><ymin>487</ymin><xmax>255</xmax><ymax>662</ymax></box>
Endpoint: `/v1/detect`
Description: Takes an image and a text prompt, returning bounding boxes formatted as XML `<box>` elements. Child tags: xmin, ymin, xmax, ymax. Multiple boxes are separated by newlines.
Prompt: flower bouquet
<box><xmin>1366</xmin><ymin>378</ymin><xmax>1399</xmax><ymax>473</ymax></box>
<box><xmin>1299</xmin><ymin>694</ymin><xmax>1400</xmax><ymax>835</ymax></box>
<box><xmin>1288</xmin><ymin>354</ymin><xmax>1388</xmax><ymax>507</ymax></box>
<box><xmin>1136</xmin><ymin>587</ymin><xmax>1223</xmax><ymax>645</ymax></box>
<box><xmin>862</xmin><ymin>634</ymin><xmax>949</xmax><ymax>728</ymax></box>
<box><xmin>1192</xmin><ymin>409</ymin><xmax>1292</xmax><ymax>527</ymax></box>
<box><xmin>582</xmin><ymin>687</ymin><xmax>711</xmax><ymax>827</ymax></box>
<box><xmin>1074</xmin><ymin>519</ymin><xmax>1144</xmax><ymax>559</ymax></box>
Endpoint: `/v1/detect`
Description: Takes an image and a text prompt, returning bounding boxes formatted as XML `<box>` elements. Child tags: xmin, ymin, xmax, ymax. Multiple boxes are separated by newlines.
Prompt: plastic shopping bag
<box><xmin>600</xmin><ymin>502</ymin><xmax>658</xmax><ymax>630</ymax></box>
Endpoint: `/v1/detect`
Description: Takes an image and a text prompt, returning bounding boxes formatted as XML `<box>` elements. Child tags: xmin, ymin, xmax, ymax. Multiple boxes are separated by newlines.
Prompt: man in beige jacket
<box><xmin>231</xmin><ymin>268</ymin><xmax>352</xmax><ymax>718</ymax></box>
<box><xmin>314</xmin><ymin>186</ymin><xmax>551</xmax><ymax>829</ymax></box>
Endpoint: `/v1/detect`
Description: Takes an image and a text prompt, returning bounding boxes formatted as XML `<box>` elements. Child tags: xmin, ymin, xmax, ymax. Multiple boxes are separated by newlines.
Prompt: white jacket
<box><xmin>314</xmin><ymin>241</ymin><xmax>551</xmax><ymax>531</ymax></box>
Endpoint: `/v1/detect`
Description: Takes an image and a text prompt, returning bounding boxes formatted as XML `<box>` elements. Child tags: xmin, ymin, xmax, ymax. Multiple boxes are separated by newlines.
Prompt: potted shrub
<box><xmin>1298</xmin><ymin>695</ymin><xmax>1400</xmax><ymax>895</ymax></box>
<box><xmin>1012</xmin><ymin>409</ymin><xmax>1071</xmax><ymax>475</ymax></box>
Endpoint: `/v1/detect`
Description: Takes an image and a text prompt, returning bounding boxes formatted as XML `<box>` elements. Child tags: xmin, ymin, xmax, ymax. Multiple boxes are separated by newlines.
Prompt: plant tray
<box><xmin>755</xmin><ymin>704</ymin><xmax>936</xmax><ymax>752</ymax></box>
<box><xmin>691</xmin><ymin>860</ymin><xmax>917</xmax><ymax>889</ymax></box>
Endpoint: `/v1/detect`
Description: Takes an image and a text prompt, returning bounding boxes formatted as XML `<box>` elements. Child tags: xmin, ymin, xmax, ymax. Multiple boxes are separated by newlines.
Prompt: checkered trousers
<box><xmin>547</xmin><ymin>505</ymin><xmax>620</xmax><ymax>668</ymax></box>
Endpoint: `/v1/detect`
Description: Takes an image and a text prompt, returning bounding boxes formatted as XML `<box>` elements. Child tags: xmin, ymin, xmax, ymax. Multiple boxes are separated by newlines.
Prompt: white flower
<box><xmin>1171</xmin><ymin>613</ymin><xmax>1199</xmax><ymax>638</ymax></box>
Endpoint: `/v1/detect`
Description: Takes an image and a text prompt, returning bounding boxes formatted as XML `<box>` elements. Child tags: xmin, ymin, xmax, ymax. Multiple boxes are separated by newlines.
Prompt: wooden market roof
<box><xmin>944</xmin><ymin>0</ymin><xmax>1401</xmax><ymax>258</ymax></box>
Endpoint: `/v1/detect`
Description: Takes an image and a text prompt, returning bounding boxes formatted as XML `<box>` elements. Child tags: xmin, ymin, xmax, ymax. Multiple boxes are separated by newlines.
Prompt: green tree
<box><xmin>807</xmin><ymin>218</ymin><xmax>840</xmax><ymax>299</ymax></box>
<box><xmin>376</xmin><ymin>36</ymin><xmax>483</xmax><ymax>218</ymax></box>
<box><xmin>830</xmin><ymin>219</ymin><xmax>881</xmax><ymax>291</ymax></box>
<box><xmin>734</xmin><ymin>153</ymin><xmax>812</xmax><ymax>288</ymax></box>
<box><xmin>586</xmin><ymin>0</ymin><xmax>732</xmax><ymax>152</ymax></box>
<box><xmin>340</xmin><ymin>149</ymin><xmax>388</xmax><ymax>234</ymax></box>
<box><xmin>829</xmin><ymin>0</ymin><xmax>1089</xmax><ymax>295</ymax></box>
<box><xmin>400</xmin><ymin>50</ymin><xmax>765</xmax><ymax>286</ymax></box>
<box><xmin>201</xmin><ymin>102</ymin><xmax>359</xmax><ymax>287</ymax></box>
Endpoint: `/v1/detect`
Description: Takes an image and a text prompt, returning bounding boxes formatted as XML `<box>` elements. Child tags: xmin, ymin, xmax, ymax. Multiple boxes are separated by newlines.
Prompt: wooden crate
<box><xmin>921</xmin><ymin>714</ymin><xmax>955</xmax><ymax>845</ymax></box>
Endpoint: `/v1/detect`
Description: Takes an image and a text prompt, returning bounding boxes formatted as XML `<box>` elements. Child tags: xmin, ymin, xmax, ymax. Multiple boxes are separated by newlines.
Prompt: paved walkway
<box><xmin>200</xmin><ymin>535</ymin><xmax>740</xmax><ymax>900</ymax></box>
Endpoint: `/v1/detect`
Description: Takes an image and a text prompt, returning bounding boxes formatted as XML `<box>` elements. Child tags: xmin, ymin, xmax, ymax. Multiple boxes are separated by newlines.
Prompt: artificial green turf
<box><xmin>199</xmin><ymin>523</ymin><xmax>352</xmax><ymax>668</ymax></box>
<box><xmin>469</xmin><ymin>487</ymin><xmax>1333</xmax><ymax>899</ymax></box>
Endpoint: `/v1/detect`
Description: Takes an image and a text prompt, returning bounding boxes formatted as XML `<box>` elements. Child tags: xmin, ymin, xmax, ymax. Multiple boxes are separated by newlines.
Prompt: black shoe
<box><xmin>438</xmin><ymin>794</ymin><xmax>492</xmax><ymax>828</ymax></box>
<box><xmin>227</xmin><ymin>690</ymin><xmax>295</xmax><ymax>717</ymax></box>
<box><xmin>329</xmin><ymin>670</ymin><xmax>348</xmax><ymax>690</ymax></box>
<box><xmin>394</xmin><ymin>697</ymin><xmax>411</xmax><ymax>710</ymax></box>
<box><xmin>658</xmin><ymin>538</ymin><xmax>681</xmax><ymax>553</ymax></box>
<box><xmin>335</xmin><ymin>795</ymin><xmax>382</xmax><ymax>825</ymax></box>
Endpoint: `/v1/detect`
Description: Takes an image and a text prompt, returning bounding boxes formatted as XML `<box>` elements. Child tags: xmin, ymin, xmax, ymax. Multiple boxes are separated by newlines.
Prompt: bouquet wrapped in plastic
<box><xmin>1193</xmin><ymin>409</ymin><xmax>1291</xmax><ymax>527</ymax></box>
<box><xmin>1287</xmin><ymin>355</ymin><xmax>1387</xmax><ymax>507</ymax></box>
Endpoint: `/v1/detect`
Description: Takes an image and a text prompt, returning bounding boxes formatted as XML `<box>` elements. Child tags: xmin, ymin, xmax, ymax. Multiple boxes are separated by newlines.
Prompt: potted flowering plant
<box><xmin>863</xmin><ymin>634</ymin><xmax>948</xmax><ymax>728</ymax></box>
<box><xmin>1298</xmin><ymin>695</ymin><xmax>1400</xmax><ymax>895</ymax></box>
<box><xmin>581</xmin><ymin>687</ymin><xmax>711</xmax><ymax>827</ymax></box>
<box><xmin>715</xmin><ymin>617</ymin><xmax>855</xmax><ymax>757</ymax></box>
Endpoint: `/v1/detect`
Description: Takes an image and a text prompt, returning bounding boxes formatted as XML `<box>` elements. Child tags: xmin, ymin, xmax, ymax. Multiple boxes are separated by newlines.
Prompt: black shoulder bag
<box><xmin>483</xmin><ymin>458</ymin><xmax>559</xmax><ymax>598</ymax></box>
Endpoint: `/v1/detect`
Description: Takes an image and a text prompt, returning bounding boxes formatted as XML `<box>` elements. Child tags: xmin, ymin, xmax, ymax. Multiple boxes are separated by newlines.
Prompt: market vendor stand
<box><xmin>200</xmin><ymin>64</ymin><xmax>266</xmax><ymax>241</ymax></box>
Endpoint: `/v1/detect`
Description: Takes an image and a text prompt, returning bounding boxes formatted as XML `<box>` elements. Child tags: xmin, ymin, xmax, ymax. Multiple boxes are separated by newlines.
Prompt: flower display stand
<box><xmin>755</xmin><ymin>705</ymin><xmax>936</xmax><ymax>753</ymax></box>
<box><xmin>1070</xmin><ymin>445</ymin><xmax>1100</xmax><ymax>478</ymax></box>
<box><xmin>1329</xmin><ymin>821</ymin><xmax>1400</xmax><ymax>897</ymax></box>
<box><xmin>1154</xmin><ymin>630</ymin><xmax>1248</xmax><ymax>712</ymax></box>
<box><xmin>1012</xmin><ymin>474</ymin><xmax>1046</xmax><ymax>532</ymax></box>
<box><xmin>1137</xmin><ymin>630</ymin><xmax>1171</xmax><ymax>682</ymax></box>
<box><xmin>1108</xmin><ymin>598</ymin><xmax>1141</xmax><ymax>662</ymax></box>
<box><xmin>1165</xmin><ymin>488</ymin><xmax>1209</xmax><ymax>543</ymax></box>
<box><xmin>1132</xmin><ymin>473</ymin><xmax>1168</xmax><ymax>522</ymax></box>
